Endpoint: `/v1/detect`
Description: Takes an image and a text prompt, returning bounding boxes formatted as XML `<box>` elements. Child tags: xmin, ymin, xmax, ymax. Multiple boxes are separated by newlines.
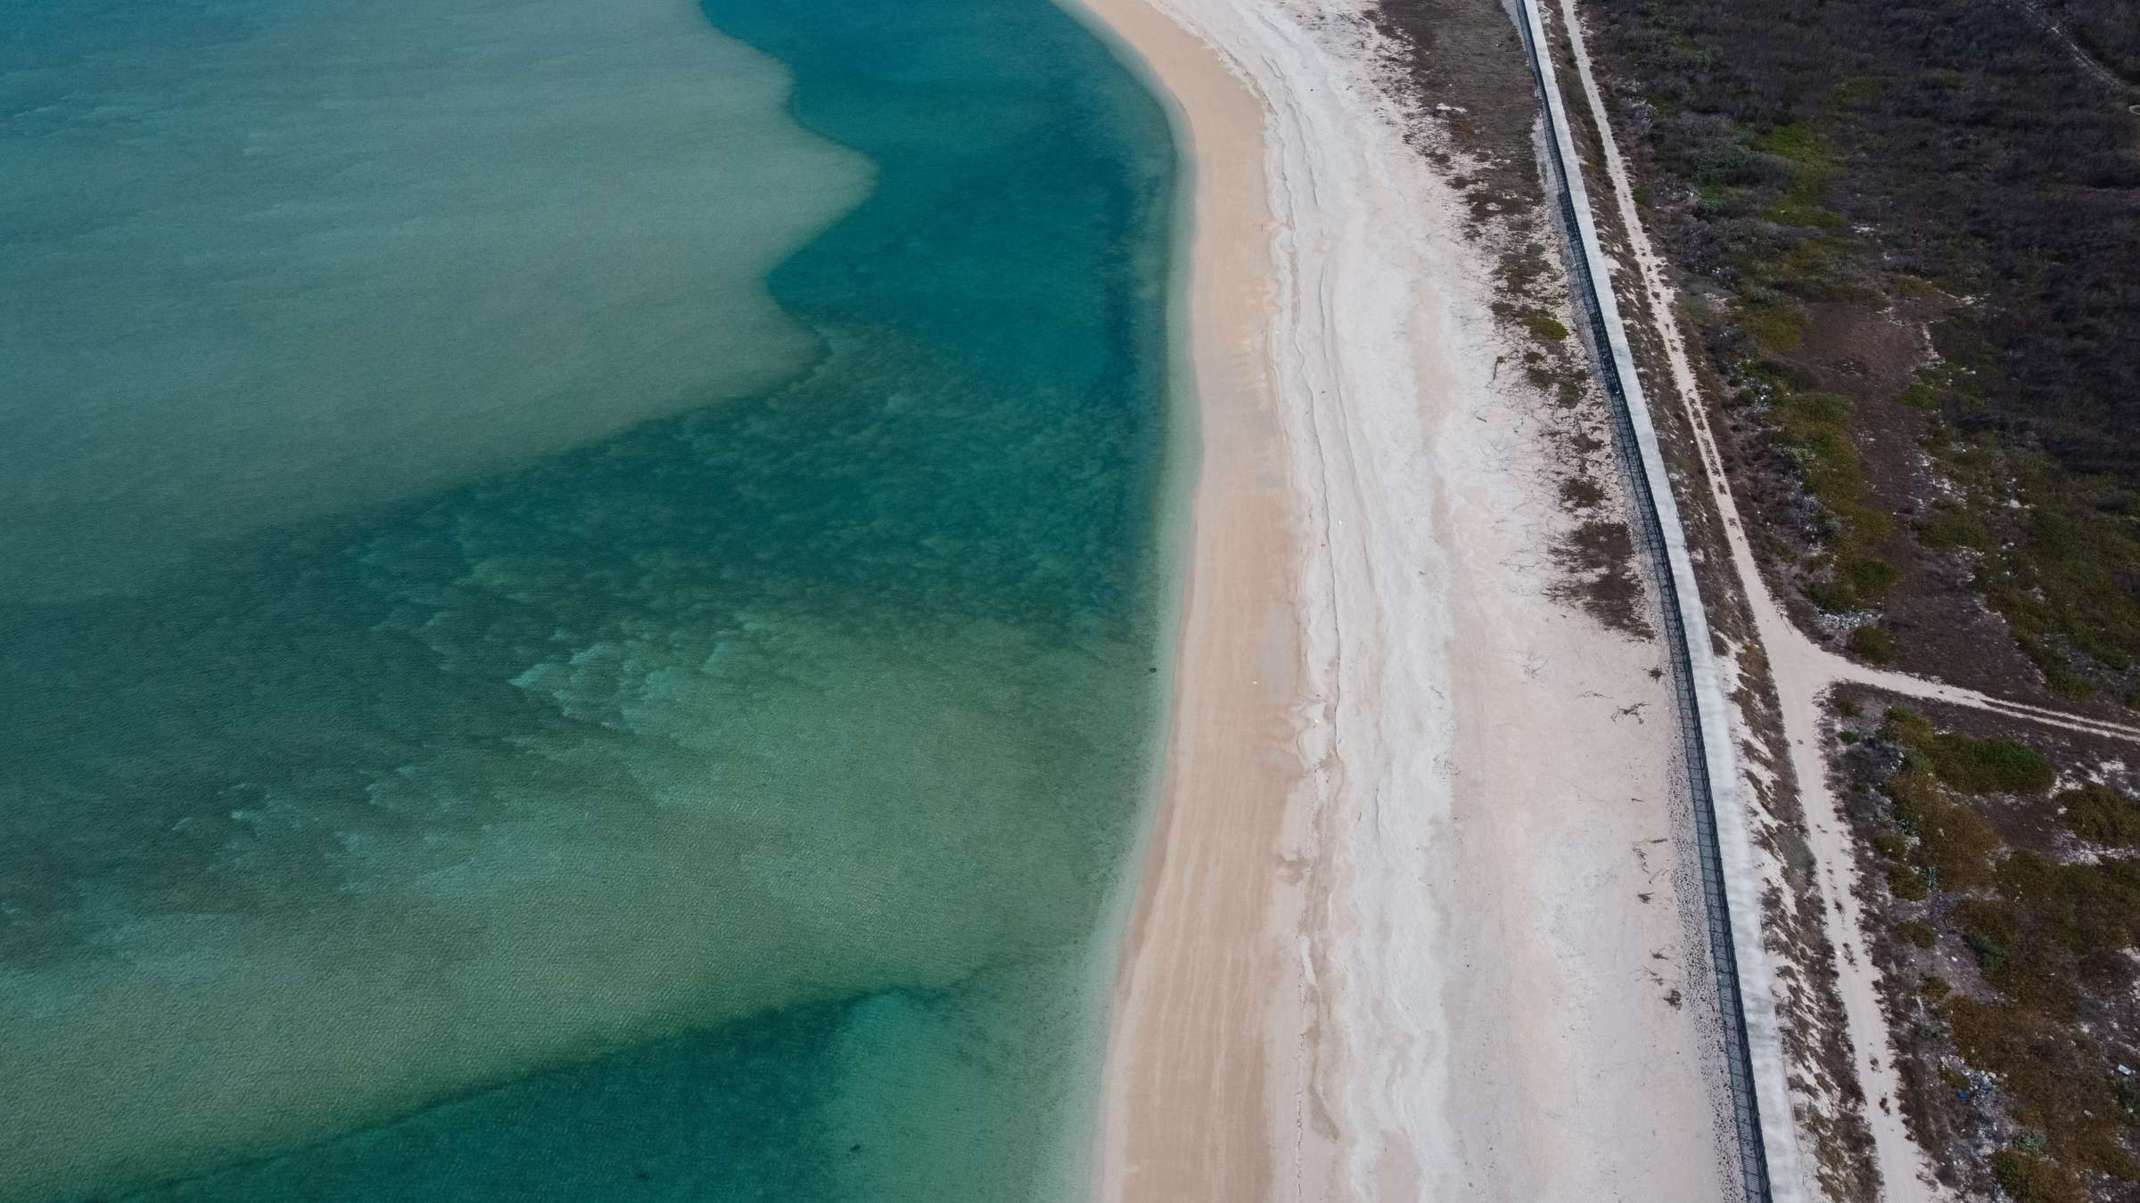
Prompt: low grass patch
<box><xmin>1772</xmin><ymin>390</ymin><xmax>1897</xmax><ymax>611</ymax></box>
<box><xmin>1741</xmin><ymin>301</ymin><xmax>1805</xmax><ymax>353</ymax></box>
<box><xmin>1926</xmin><ymin>438</ymin><xmax>2140</xmax><ymax>698</ymax></box>
<box><xmin>1989</xmin><ymin>460</ymin><xmax>2140</xmax><ymax>685</ymax></box>
<box><xmin>1750</xmin><ymin>121</ymin><xmax>1845</xmax><ymax>228</ymax></box>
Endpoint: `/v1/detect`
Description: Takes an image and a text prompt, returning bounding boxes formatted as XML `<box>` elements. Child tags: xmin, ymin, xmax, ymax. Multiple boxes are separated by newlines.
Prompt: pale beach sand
<box><xmin>1076</xmin><ymin>0</ymin><xmax>1746</xmax><ymax>1198</ymax></box>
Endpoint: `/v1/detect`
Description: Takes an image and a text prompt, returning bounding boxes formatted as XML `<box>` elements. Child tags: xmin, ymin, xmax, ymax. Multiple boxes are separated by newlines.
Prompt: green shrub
<box><xmin>1843</xmin><ymin>556</ymin><xmax>1898</xmax><ymax>598</ymax></box>
<box><xmin>1952</xmin><ymin>997</ymin><xmax>2132</xmax><ymax>1181</ymax></box>
<box><xmin>1744</xmin><ymin>302</ymin><xmax>1805</xmax><ymax>352</ymax></box>
<box><xmin>1882</xmin><ymin>764</ymin><xmax>2000</xmax><ymax>891</ymax></box>
<box><xmin>1750</xmin><ymin>121</ymin><xmax>1825</xmax><ymax>165</ymax></box>
<box><xmin>2061</xmin><ymin>783</ymin><xmax>2140</xmax><ymax>846</ymax></box>
<box><xmin>1885</xmin><ymin>711</ymin><xmax>2054</xmax><ymax>795</ymax></box>
<box><xmin>1925</xmin><ymin>802</ymin><xmax>2001</xmax><ymax>891</ymax></box>
<box><xmin>1897</xmin><ymin>920</ymin><xmax>1937</xmax><ymax>948</ymax></box>
<box><xmin>1747</xmin><ymin>123</ymin><xmax>1845</xmax><ymax>229</ymax></box>
<box><xmin>1883</xmin><ymin>707</ymin><xmax>1933</xmax><ymax>741</ymax></box>
<box><xmin>1884</xmin><ymin>763</ymin><xmax>1942</xmax><ymax>829</ymax></box>
<box><xmin>1520</xmin><ymin>312</ymin><xmax>1570</xmax><ymax>342</ymax></box>
<box><xmin>1977</xmin><ymin>459</ymin><xmax>2140</xmax><ymax>687</ymax></box>
<box><xmin>1847</xmin><ymin>624</ymin><xmax>1894</xmax><ymax>662</ymax></box>
<box><xmin>1805</xmin><ymin>572</ymin><xmax>1860</xmax><ymax>612</ymax></box>
<box><xmin>1957</xmin><ymin>898</ymin><xmax>2018</xmax><ymax>973</ymax></box>
<box><xmin>1997</xmin><ymin>852</ymin><xmax>2140</xmax><ymax>957</ymax></box>
<box><xmin>1990</xmin><ymin>1149</ymin><xmax>2086</xmax><ymax>1203</ymax></box>
<box><xmin>1770</xmin><ymin>390</ymin><xmax>1895</xmax><ymax>583</ymax></box>
<box><xmin>1926</xmin><ymin>735</ymin><xmax>2054</xmax><ymax>795</ymax></box>
<box><xmin>1918</xmin><ymin>503</ymin><xmax>1990</xmax><ymax>551</ymax></box>
<box><xmin>1888</xmin><ymin>862</ymin><xmax>1931</xmax><ymax>900</ymax></box>
<box><xmin>1898</xmin><ymin>379</ymin><xmax>1940</xmax><ymax>409</ymax></box>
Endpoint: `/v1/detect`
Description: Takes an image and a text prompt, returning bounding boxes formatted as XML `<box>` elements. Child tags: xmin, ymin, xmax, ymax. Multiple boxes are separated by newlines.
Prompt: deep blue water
<box><xmin>0</xmin><ymin>0</ymin><xmax>1178</xmax><ymax>1197</ymax></box>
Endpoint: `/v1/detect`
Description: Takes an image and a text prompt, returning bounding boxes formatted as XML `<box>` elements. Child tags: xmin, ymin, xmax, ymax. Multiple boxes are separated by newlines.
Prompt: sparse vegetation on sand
<box><xmin>1834</xmin><ymin>698</ymin><xmax>2140</xmax><ymax>1199</ymax></box>
<box><xmin>1583</xmin><ymin>0</ymin><xmax>2140</xmax><ymax>703</ymax></box>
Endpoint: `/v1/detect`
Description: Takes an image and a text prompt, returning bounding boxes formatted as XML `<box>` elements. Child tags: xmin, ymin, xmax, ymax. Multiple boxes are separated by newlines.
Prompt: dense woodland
<box><xmin>1587</xmin><ymin>0</ymin><xmax>2140</xmax><ymax>698</ymax></box>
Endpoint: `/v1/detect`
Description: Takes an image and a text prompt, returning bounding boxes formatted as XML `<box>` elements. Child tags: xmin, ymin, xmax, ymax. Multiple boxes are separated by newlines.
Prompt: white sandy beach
<box><xmin>1077</xmin><ymin>0</ymin><xmax>1744</xmax><ymax>1197</ymax></box>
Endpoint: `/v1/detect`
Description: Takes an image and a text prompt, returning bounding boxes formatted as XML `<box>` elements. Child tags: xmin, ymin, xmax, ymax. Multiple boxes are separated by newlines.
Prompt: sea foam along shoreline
<box><xmin>1075</xmin><ymin>0</ymin><xmax>1746</xmax><ymax>1198</ymax></box>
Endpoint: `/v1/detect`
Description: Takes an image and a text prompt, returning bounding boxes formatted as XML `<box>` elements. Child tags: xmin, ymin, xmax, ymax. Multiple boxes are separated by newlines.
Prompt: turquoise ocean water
<box><xmin>0</xmin><ymin>0</ymin><xmax>1178</xmax><ymax>1197</ymax></box>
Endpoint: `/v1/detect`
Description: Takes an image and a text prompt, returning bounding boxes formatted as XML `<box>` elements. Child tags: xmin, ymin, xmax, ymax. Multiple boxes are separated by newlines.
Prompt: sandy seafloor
<box><xmin>1072</xmin><ymin>0</ymin><xmax>1748</xmax><ymax>1198</ymax></box>
<box><xmin>1</xmin><ymin>0</ymin><xmax>1182</xmax><ymax>1198</ymax></box>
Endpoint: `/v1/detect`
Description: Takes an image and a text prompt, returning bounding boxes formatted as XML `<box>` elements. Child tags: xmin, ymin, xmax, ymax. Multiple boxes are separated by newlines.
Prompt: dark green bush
<box><xmin>1888</xmin><ymin>862</ymin><xmax>1930</xmax><ymax>900</ymax></box>
<box><xmin>1519</xmin><ymin>312</ymin><xmax>1570</xmax><ymax>342</ymax></box>
<box><xmin>2060</xmin><ymin>783</ymin><xmax>2140</xmax><ymax>846</ymax></box>
<box><xmin>1883</xmin><ymin>710</ymin><xmax>2054</xmax><ymax>795</ymax></box>
<box><xmin>1881</xmin><ymin>764</ymin><xmax>2000</xmax><ymax>891</ymax></box>
<box><xmin>1928</xmin><ymin>735</ymin><xmax>2054</xmax><ymax>795</ymax></box>
<box><xmin>1990</xmin><ymin>1148</ymin><xmax>2086</xmax><ymax>1203</ymax></box>
<box><xmin>1956</xmin><ymin>897</ymin><xmax>2017</xmax><ymax>973</ymax></box>
<box><xmin>1847</xmin><ymin>624</ymin><xmax>1893</xmax><ymax>662</ymax></box>
<box><xmin>1843</xmin><ymin>556</ymin><xmax>1898</xmax><ymax>598</ymax></box>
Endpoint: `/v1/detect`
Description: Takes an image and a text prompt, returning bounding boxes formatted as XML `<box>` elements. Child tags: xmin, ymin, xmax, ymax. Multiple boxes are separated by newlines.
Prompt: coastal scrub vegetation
<box><xmin>1833</xmin><ymin>699</ymin><xmax>2140</xmax><ymax>1199</ymax></box>
<box><xmin>1584</xmin><ymin>0</ymin><xmax>2140</xmax><ymax>701</ymax></box>
<box><xmin>1376</xmin><ymin>0</ymin><xmax>1659</xmax><ymax>642</ymax></box>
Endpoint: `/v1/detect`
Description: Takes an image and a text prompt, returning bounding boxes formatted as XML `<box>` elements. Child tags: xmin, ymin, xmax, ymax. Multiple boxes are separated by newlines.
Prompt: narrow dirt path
<box><xmin>1553</xmin><ymin>2</ymin><xmax>2140</xmax><ymax>1198</ymax></box>
<box><xmin>1991</xmin><ymin>0</ymin><xmax>2139</xmax><ymax>99</ymax></box>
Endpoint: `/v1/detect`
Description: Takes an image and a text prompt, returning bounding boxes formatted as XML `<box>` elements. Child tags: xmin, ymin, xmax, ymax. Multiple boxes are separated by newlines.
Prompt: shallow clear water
<box><xmin>0</xmin><ymin>0</ymin><xmax>869</xmax><ymax>604</ymax></box>
<box><xmin>0</xmin><ymin>0</ymin><xmax>1177</xmax><ymax>1197</ymax></box>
